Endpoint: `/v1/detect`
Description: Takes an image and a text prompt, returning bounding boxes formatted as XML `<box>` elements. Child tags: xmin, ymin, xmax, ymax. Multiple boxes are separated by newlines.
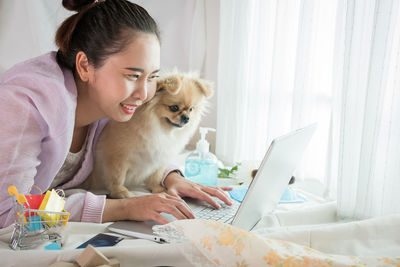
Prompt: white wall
<box><xmin>0</xmin><ymin>1</ymin><xmax>72</xmax><ymax>70</ymax></box>
<box><xmin>201</xmin><ymin>0</ymin><xmax>219</xmax><ymax>153</ymax></box>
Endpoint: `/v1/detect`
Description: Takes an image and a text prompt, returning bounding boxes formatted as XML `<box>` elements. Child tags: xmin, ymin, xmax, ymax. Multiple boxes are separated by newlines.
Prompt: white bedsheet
<box><xmin>254</xmin><ymin>214</ymin><xmax>400</xmax><ymax>257</ymax></box>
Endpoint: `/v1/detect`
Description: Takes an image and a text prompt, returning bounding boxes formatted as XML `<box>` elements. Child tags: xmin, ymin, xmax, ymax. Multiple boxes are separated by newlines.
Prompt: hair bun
<box><xmin>62</xmin><ymin>0</ymin><xmax>94</xmax><ymax>11</ymax></box>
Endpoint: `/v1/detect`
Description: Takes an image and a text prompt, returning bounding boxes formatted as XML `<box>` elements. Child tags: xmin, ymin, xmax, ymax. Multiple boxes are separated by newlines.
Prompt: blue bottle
<box><xmin>185</xmin><ymin>127</ymin><xmax>218</xmax><ymax>186</ymax></box>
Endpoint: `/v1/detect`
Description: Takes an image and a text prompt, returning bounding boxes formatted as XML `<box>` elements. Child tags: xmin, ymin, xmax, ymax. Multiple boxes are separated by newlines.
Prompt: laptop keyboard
<box><xmin>193</xmin><ymin>200</ymin><xmax>240</xmax><ymax>224</ymax></box>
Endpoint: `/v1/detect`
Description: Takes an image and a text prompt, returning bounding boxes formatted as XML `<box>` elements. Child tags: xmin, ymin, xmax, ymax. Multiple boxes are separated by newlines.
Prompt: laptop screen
<box><xmin>231</xmin><ymin>123</ymin><xmax>317</xmax><ymax>230</ymax></box>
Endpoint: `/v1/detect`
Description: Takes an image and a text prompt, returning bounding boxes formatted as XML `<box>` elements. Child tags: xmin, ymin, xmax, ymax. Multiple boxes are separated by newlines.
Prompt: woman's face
<box><xmin>87</xmin><ymin>33</ymin><xmax>160</xmax><ymax>122</ymax></box>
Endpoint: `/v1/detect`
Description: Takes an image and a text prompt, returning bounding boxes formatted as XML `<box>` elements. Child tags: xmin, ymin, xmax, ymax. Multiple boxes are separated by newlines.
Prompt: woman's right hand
<box><xmin>102</xmin><ymin>193</ymin><xmax>194</xmax><ymax>224</ymax></box>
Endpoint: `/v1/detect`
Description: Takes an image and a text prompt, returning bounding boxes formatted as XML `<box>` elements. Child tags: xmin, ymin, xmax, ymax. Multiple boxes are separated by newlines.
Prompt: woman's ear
<box><xmin>75</xmin><ymin>51</ymin><xmax>92</xmax><ymax>82</ymax></box>
<box><xmin>157</xmin><ymin>75</ymin><xmax>182</xmax><ymax>95</ymax></box>
<box><xmin>194</xmin><ymin>79</ymin><xmax>214</xmax><ymax>98</ymax></box>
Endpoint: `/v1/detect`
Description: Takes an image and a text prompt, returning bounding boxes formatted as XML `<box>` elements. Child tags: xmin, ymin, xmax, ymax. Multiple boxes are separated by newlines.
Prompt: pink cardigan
<box><xmin>0</xmin><ymin>52</ymin><xmax>178</xmax><ymax>228</ymax></box>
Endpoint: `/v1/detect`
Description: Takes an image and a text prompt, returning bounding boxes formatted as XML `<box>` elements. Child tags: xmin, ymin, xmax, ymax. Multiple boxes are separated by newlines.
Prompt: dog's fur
<box><xmin>83</xmin><ymin>72</ymin><xmax>213</xmax><ymax>198</ymax></box>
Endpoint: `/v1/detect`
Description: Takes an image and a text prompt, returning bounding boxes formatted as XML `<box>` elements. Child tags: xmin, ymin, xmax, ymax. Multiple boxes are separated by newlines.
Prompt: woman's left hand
<box><xmin>164</xmin><ymin>171</ymin><xmax>233</xmax><ymax>209</ymax></box>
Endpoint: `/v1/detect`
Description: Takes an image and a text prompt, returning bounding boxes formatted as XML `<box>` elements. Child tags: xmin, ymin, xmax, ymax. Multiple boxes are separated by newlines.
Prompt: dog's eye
<box><xmin>189</xmin><ymin>107</ymin><xmax>194</xmax><ymax>112</ymax></box>
<box><xmin>169</xmin><ymin>105</ymin><xmax>179</xmax><ymax>112</ymax></box>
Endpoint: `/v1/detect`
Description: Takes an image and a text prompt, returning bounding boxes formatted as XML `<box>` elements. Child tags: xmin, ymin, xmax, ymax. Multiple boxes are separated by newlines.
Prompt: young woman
<box><xmin>0</xmin><ymin>0</ymin><xmax>231</xmax><ymax>228</ymax></box>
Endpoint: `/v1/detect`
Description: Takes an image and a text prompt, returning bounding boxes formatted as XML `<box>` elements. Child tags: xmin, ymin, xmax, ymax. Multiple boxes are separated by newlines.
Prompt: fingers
<box><xmin>163</xmin><ymin>194</ymin><xmax>195</xmax><ymax>220</ymax></box>
<box><xmin>154</xmin><ymin>193</ymin><xmax>195</xmax><ymax>221</ymax></box>
<box><xmin>201</xmin><ymin>186</ymin><xmax>233</xmax><ymax>206</ymax></box>
<box><xmin>167</xmin><ymin>180</ymin><xmax>233</xmax><ymax>209</ymax></box>
<box><xmin>123</xmin><ymin>193</ymin><xmax>195</xmax><ymax>224</ymax></box>
<box><xmin>188</xmin><ymin>188</ymin><xmax>223</xmax><ymax>209</ymax></box>
<box><xmin>219</xmin><ymin>186</ymin><xmax>233</xmax><ymax>191</ymax></box>
<box><xmin>152</xmin><ymin>212</ymin><xmax>170</xmax><ymax>225</ymax></box>
<box><xmin>165</xmin><ymin>177</ymin><xmax>233</xmax><ymax>207</ymax></box>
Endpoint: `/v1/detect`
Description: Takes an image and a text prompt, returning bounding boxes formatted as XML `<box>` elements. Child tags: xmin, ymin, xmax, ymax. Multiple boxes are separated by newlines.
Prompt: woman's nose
<box><xmin>132</xmin><ymin>80</ymin><xmax>148</xmax><ymax>101</ymax></box>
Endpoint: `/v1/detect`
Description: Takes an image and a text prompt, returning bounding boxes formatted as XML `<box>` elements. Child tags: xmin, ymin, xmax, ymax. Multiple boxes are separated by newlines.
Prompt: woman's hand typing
<box><xmin>164</xmin><ymin>171</ymin><xmax>233</xmax><ymax>209</ymax></box>
<box><xmin>102</xmin><ymin>192</ymin><xmax>194</xmax><ymax>224</ymax></box>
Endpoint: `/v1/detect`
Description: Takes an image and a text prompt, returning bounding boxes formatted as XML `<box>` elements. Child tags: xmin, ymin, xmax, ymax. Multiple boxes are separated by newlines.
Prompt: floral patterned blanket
<box><xmin>154</xmin><ymin>219</ymin><xmax>400</xmax><ymax>267</ymax></box>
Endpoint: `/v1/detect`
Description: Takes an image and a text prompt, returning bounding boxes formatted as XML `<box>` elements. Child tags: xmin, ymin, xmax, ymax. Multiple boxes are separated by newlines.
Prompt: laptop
<box><xmin>107</xmin><ymin>123</ymin><xmax>317</xmax><ymax>242</ymax></box>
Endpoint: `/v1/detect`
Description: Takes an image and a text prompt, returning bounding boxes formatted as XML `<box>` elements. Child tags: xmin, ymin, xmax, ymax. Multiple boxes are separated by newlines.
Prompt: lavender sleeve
<box><xmin>63</xmin><ymin>190</ymin><xmax>105</xmax><ymax>223</ymax></box>
<box><xmin>0</xmin><ymin>85</ymin><xmax>44</xmax><ymax>228</ymax></box>
<box><xmin>161</xmin><ymin>164</ymin><xmax>185</xmax><ymax>188</ymax></box>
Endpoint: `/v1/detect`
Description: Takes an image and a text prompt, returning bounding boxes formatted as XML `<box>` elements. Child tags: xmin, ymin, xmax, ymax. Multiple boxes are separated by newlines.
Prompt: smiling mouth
<box><xmin>120</xmin><ymin>103</ymin><xmax>138</xmax><ymax>115</ymax></box>
<box><xmin>165</xmin><ymin>118</ymin><xmax>184</xmax><ymax>128</ymax></box>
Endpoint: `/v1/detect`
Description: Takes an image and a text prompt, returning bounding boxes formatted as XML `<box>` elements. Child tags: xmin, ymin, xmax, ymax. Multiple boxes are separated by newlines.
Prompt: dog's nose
<box><xmin>180</xmin><ymin>114</ymin><xmax>189</xmax><ymax>124</ymax></box>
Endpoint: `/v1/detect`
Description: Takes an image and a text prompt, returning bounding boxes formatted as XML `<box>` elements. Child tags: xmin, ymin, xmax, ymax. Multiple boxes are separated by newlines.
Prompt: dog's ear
<box><xmin>157</xmin><ymin>76</ymin><xmax>181</xmax><ymax>95</ymax></box>
<box><xmin>193</xmin><ymin>79</ymin><xmax>214</xmax><ymax>98</ymax></box>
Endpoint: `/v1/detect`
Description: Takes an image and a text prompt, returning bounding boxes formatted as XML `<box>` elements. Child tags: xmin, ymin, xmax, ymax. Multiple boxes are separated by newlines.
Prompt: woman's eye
<box><xmin>169</xmin><ymin>105</ymin><xmax>179</xmax><ymax>112</ymax></box>
<box><xmin>148</xmin><ymin>75</ymin><xmax>159</xmax><ymax>81</ymax></box>
<box><xmin>127</xmin><ymin>74</ymin><xmax>140</xmax><ymax>80</ymax></box>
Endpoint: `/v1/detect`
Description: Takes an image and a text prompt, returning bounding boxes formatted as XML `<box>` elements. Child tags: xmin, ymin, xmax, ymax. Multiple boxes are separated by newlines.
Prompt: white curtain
<box><xmin>216</xmin><ymin>0</ymin><xmax>400</xmax><ymax>219</ymax></box>
<box><xmin>333</xmin><ymin>0</ymin><xmax>400</xmax><ymax>219</ymax></box>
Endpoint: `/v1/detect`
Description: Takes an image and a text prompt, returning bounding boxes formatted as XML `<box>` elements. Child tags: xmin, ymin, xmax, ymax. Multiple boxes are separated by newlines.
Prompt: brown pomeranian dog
<box><xmin>83</xmin><ymin>72</ymin><xmax>213</xmax><ymax>198</ymax></box>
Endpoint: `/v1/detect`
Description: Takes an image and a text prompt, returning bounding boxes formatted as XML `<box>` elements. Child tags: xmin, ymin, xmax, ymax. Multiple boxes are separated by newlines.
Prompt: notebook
<box><xmin>107</xmin><ymin>123</ymin><xmax>317</xmax><ymax>242</ymax></box>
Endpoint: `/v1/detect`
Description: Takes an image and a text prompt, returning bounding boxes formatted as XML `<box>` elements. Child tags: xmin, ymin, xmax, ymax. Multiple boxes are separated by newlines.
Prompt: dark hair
<box><xmin>55</xmin><ymin>0</ymin><xmax>160</xmax><ymax>70</ymax></box>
